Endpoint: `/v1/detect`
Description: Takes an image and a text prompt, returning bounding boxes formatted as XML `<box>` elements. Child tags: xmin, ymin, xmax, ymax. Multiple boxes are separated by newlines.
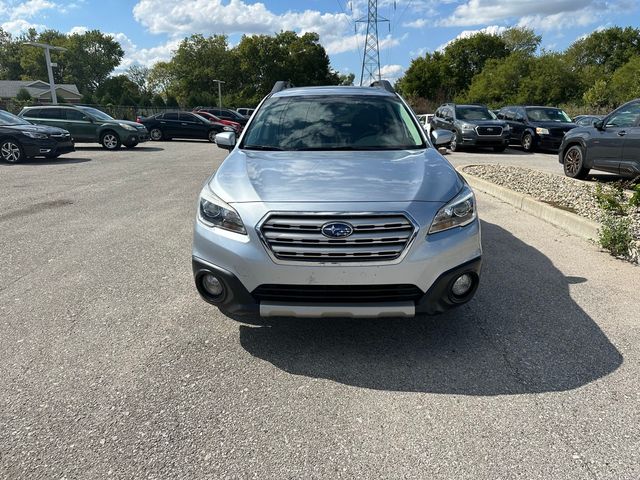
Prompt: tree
<box><xmin>151</xmin><ymin>94</ymin><xmax>166</xmax><ymax>107</ymax></box>
<box><xmin>516</xmin><ymin>53</ymin><xmax>580</xmax><ymax>105</ymax></box>
<box><xmin>461</xmin><ymin>53</ymin><xmax>533</xmax><ymax>105</ymax></box>
<box><xmin>147</xmin><ymin>61</ymin><xmax>175</xmax><ymax>95</ymax></box>
<box><xmin>566</xmin><ymin>27</ymin><xmax>640</xmax><ymax>74</ymax></box>
<box><xmin>126</xmin><ymin>65</ymin><xmax>151</xmax><ymax>96</ymax></box>
<box><xmin>396</xmin><ymin>51</ymin><xmax>447</xmax><ymax>101</ymax></box>
<box><xmin>609</xmin><ymin>55</ymin><xmax>640</xmax><ymax>104</ymax></box>
<box><xmin>96</xmin><ymin>75</ymin><xmax>141</xmax><ymax>105</ymax></box>
<box><xmin>338</xmin><ymin>73</ymin><xmax>355</xmax><ymax>86</ymax></box>
<box><xmin>165</xmin><ymin>94</ymin><xmax>179</xmax><ymax>108</ymax></box>
<box><xmin>16</xmin><ymin>88</ymin><xmax>32</xmax><ymax>101</ymax></box>
<box><xmin>501</xmin><ymin>27</ymin><xmax>541</xmax><ymax>55</ymax></box>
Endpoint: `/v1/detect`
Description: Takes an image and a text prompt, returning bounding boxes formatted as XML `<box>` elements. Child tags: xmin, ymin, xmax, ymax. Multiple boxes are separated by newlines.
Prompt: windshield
<box><xmin>455</xmin><ymin>106</ymin><xmax>496</xmax><ymax>121</ymax></box>
<box><xmin>192</xmin><ymin>112</ymin><xmax>211</xmax><ymax>123</ymax></box>
<box><xmin>78</xmin><ymin>106</ymin><xmax>114</xmax><ymax>121</ymax></box>
<box><xmin>241</xmin><ymin>95</ymin><xmax>425</xmax><ymax>151</ymax></box>
<box><xmin>525</xmin><ymin>107</ymin><xmax>572</xmax><ymax>123</ymax></box>
<box><xmin>0</xmin><ymin>110</ymin><xmax>31</xmax><ymax>126</ymax></box>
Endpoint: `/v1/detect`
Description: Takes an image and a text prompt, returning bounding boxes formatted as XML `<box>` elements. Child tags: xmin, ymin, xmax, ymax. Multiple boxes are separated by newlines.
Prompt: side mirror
<box><xmin>431</xmin><ymin>129</ymin><xmax>454</xmax><ymax>147</ymax></box>
<box><xmin>215</xmin><ymin>131</ymin><xmax>236</xmax><ymax>151</ymax></box>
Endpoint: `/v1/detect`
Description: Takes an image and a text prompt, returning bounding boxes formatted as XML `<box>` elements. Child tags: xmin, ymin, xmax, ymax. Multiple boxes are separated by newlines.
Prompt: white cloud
<box><xmin>9</xmin><ymin>0</ymin><xmax>56</xmax><ymax>20</ymax></box>
<box><xmin>438</xmin><ymin>0</ymin><xmax>630</xmax><ymax>30</ymax></box>
<box><xmin>68</xmin><ymin>25</ymin><xmax>87</xmax><ymax>35</ymax></box>
<box><xmin>1</xmin><ymin>18</ymin><xmax>43</xmax><ymax>34</ymax></box>
<box><xmin>403</xmin><ymin>18</ymin><xmax>427</xmax><ymax>29</ymax></box>
<box><xmin>379</xmin><ymin>64</ymin><xmax>404</xmax><ymax>83</ymax></box>
<box><xmin>108</xmin><ymin>32</ymin><xmax>179</xmax><ymax>71</ymax></box>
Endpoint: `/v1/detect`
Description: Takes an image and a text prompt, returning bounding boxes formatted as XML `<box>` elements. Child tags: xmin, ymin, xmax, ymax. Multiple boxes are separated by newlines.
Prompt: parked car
<box><xmin>196</xmin><ymin>107</ymin><xmax>249</xmax><ymax>126</ymax></box>
<box><xmin>192</xmin><ymin>80</ymin><xmax>480</xmax><ymax>319</ymax></box>
<box><xmin>559</xmin><ymin>99</ymin><xmax>640</xmax><ymax>179</ymax></box>
<box><xmin>416</xmin><ymin>114</ymin><xmax>434</xmax><ymax>135</ymax></box>
<box><xmin>497</xmin><ymin>106</ymin><xmax>577</xmax><ymax>152</ymax></box>
<box><xmin>19</xmin><ymin>105</ymin><xmax>149</xmax><ymax>150</ymax></box>
<box><xmin>432</xmin><ymin>103</ymin><xmax>510</xmax><ymax>152</ymax></box>
<box><xmin>141</xmin><ymin>111</ymin><xmax>234</xmax><ymax>142</ymax></box>
<box><xmin>573</xmin><ymin>115</ymin><xmax>604</xmax><ymax>127</ymax></box>
<box><xmin>194</xmin><ymin>110</ymin><xmax>242</xmax><ymax>133</ymax></box>
<box><xmin>235</xmin><ymin>108</ymin><xmax>255</xmax><ymax>117</ymax></box>
<box><xmin>0</xmin><ymin>109</ymin><xmax>74</xmax><ymax>163</ymax></box>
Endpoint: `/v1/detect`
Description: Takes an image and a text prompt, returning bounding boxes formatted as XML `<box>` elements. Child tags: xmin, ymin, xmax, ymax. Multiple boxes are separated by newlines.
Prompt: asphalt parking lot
<box><xmin>1</xmin><ymin>141</ymin><xmax>639</xmax><ymax>479</ymax></box>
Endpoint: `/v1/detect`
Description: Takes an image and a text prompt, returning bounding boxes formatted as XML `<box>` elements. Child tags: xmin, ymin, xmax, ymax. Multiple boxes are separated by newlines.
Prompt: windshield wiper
<box><xmin>242</xmin><ymin>145</ymin><xmax>284</xmax><ymax>151</ymax></box>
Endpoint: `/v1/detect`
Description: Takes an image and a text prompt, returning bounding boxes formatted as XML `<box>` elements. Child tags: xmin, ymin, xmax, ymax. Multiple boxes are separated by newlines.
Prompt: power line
<box><xmin>356</xmin><ymin>0</ymin><xmax>390</xmax><ymax>86</ymax></box>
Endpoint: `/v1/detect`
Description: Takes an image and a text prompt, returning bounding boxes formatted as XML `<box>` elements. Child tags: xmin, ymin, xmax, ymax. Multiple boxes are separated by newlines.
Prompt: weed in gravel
<box><xmin>594</xmin><ymin>180</ymin><xmax>639</xmax><ymax>261</ymax></box>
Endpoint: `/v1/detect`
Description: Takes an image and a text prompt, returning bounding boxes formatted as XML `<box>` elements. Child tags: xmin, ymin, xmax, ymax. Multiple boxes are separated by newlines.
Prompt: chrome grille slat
<box><xmin>260</xmin><ymin>213</ymin><xmax>417</xmax><ymax>263</ymax></box>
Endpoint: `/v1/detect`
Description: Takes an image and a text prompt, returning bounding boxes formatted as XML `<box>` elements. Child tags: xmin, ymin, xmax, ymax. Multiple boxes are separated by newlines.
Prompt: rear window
<box><xmin>455</xmin><ymin>106</ymin><xmax>495</xmax><ymax>121</ymax></box>
<box><xmin>525</xmin><ymin>107</ymin><xmax>572</xmax><ymax>123</ymax></box>
<box><xmin>241</xmin><ymin>95</ymin><xmax>425</xmax><ymax>151</ymax></box>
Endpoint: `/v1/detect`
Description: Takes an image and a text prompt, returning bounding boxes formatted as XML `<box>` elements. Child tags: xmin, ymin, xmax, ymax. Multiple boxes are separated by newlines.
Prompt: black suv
<box><xmin>498</xmin><ymin>106</ymin><xmax>577</xmax><ymax>152</ymax></box>
<box><xmin>0</xmin><ymin>109</ymin><xmax>74</xmax><ymax>163</ymax></box>
<box><xmin>431</xmin><ymin>103</ymin><xmax>510</xmax><ymax>152</ymax></box>
<box><xmin>195</xmin><ymin>107</ymin><xmax>248</xmax><ymax>126</ymax></box>
<box><xmin>559</xmin><ymin>99</ymin><xmax>640</xmax><ymax>179</ymax></box>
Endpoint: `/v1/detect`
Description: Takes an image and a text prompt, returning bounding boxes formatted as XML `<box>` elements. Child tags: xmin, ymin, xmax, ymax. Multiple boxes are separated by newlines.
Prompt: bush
<box><xmin>599</xmin><ymin>215</ymin><xmax>635</xmax><ymax>258</ymax></box>
<box><xmin>594</xmin><ymin>181</ymin><xmax>639</xmax><ymax>260</ymax></box>
<box><xmin>16</xmin><ymin>88</ymin><xmax>32</xmax><ymax>102</ymax></box>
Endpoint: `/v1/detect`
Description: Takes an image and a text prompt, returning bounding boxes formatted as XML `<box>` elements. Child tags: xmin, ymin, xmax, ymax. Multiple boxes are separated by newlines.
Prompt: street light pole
<box><xmin>23</xmin><ymin>42</ymin><xmax>67</xmax><ymax>104</ymax></box>
<box><xmin>212</xmin><ymin>80</ymin><xmax>225</xmax><ymax>109</ymax></box>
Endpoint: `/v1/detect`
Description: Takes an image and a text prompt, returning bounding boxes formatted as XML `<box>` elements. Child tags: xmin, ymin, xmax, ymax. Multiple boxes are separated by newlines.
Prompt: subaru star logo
<box><xmin>321</xmin><ymin>222</ymin><xmax>354</xmax><ymax>238</ymax></box>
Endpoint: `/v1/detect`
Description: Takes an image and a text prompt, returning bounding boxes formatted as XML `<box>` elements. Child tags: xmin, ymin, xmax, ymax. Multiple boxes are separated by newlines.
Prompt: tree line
<box><xmin>0</xmin><ymin>28</ymin><xmax>353</xmax><ymax>109</ymax></box>
<box><xmin>396</xmin><ymin>26</ymin><xmax>640</xmax><ymax>115</ymax></box>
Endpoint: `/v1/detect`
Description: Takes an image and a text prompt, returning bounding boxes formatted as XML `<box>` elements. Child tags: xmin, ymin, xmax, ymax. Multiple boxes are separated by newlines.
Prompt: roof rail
<box><xmin>370</xmin><ymin>80</ymin><xmax>395</xmax><ymax>93</ymax></box>
<box><xmin>271</xmin><ymin>81</ymin><xmax>295</xmax><ymax>94</ymax></box>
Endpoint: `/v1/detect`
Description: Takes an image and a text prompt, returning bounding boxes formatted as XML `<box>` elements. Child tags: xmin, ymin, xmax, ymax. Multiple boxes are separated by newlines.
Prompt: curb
<box><xmin>459</xmin><ymin>168</ymin><xmax>601</xmax><ymax>241</ymax></box>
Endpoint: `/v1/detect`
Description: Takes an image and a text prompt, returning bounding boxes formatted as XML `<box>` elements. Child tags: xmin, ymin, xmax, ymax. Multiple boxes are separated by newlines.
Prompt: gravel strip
<box><xmin>462</xmin><ymin>164</ymin><xmax>640</xmax><ymax>247</ymax></box>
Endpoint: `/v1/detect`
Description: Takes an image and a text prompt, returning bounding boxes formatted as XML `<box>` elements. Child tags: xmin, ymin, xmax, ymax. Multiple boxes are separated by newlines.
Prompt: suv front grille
<box><xmin>476</xmin><ymin>126</ymin><xmax>503</xmax><ymax>136</ymax></box>
<box><xmin>259</xmin><ymin>213</ymin><xmax>417</xmax><ymax>263</ymax></box>
<box><xmin>253</xmin><ymin>284</ymin><xmax>424</xmax><ymax>303</ymax></box>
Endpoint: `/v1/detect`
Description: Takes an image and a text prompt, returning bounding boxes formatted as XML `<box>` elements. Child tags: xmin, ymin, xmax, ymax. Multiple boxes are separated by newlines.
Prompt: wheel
<box><xmin>100</xmin><ymin>131</ymin><xmax>121</xmax><ymax>150</ymax></box>
<box><xmin>124</xmin><ymin>140</ymin><xmax>139</xmax><ymax>149</ymax></box>
<box><xmin>563</xmin><ymin>145</ymin><xmax>590</xmax><ymax>179</ymax></box>
<box><xmin>149</xmin><ymin>128</ymin><xmax>163</xmax><ymax>141</ymax></box>
<box><xmin>208</xmin><ymin>130</ymin><xmax>217</xmax><ymax>143</ymax></box>
<box><xmin>493</xmin><ymin>145</ymin><xmax>506</xmax><ymax>152</ymax></box>
<box><xmin>521</xmin><ymin>131</ymin><xmax>534</xmax><ymax>152</ymax></box>
<box><xmin>1</xmin><ymin>139</ymin><xmax>24</xmax><ymax>163</ymax></box>
<box><xmin>449</xmin><ymin>132</ymin><xmax>460</xmax><ymax>152</ymax></box>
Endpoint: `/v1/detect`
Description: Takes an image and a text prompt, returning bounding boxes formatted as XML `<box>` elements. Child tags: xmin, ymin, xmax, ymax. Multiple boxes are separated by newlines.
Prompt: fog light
<box><xmin>202</xmin><ymin>274</ymin><xmax>224</xmax><ymax>297</ymax></box>
<box><xmin>451</xmin><ymin>273</ymin><xmax>473</xmax><ymax>297</ymax></box>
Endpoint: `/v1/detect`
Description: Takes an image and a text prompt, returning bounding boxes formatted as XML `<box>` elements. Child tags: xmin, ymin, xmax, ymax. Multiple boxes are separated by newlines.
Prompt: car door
<box><xmin>161</xmin><ymin>112</ymin><xmax>180</xmax><ymax>137</ymax></box>
<box><xmin>619</xmin><ymin>104</ymin><xmax>640</xmax><ymax>176</ymax></box>
<box><xmin>587</xmin><ymin>105</ymin><xmax>640</xmax><ymax>172</ymax></box>
<box><xmin>64</xmin><ymin>108</ymin><xmax>96</xmax><ymax>142</ymax></box>
<box><xmin>442</xmin><ymin>107</ymin><xmax>454</xmax><ymax>132</ymax></box>
<box><xmin>179</xmin><ymin>113</ymin><xmax>207</xmax><ymax>139</ymax></box>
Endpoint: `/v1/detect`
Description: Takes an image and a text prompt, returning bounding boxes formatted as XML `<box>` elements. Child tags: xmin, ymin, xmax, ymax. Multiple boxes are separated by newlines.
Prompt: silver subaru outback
<box><xmin>192</xmin><ymin>81</ymin><xmax>481</xmax><ymax>318</ymax></box>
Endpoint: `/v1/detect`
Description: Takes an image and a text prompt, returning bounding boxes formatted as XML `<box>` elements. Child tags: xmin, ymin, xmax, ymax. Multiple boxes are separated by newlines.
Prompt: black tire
<box><xmin>563</xmin><ymin>145</ymin><xmax>590</xmax><ymax>179</ymax></box>
<box><xmin>207</xmin><ymin>130</ymin><xmax>218</xmax><ymax>143</ymax></box>
<box><xmin>149</xmin><ymin>128</ymin><xmax>163</xmax><ymax>141</ymax></box>
<box><xmin>521</xmin><ymin>131</ymin><xmax>534</xmax><ymax>152</ymax></box>
<box><xmin>100</xmin><ymin>131</ymin><xmax>121</xmax><ymax>150</ymax></box>
<box><xmin>493</xmin><ymin>145</ymin><xmax>507</xmax><ymax>152</ymax></box>
<box><xmin>124</xmin><ymin>140</ymin><xmax>139</xmax><ymax>149</ymax></box>
<box><xmin>0</xmin><ymin>139</ymin><xmax>24</xmax><ymax>163</ymax></box>
<box><xmin>449</xmin><ymin>132</ymin><xmax>461</xmax><ymax>152</ymax></box>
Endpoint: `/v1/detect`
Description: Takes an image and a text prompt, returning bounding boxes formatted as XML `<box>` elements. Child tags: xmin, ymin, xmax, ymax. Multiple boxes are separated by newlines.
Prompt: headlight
<box><xmin>536</xmin><ymin>127</ymin><xmax>550</xmax><ymax>135</ymax></box>
<box><xmin>503</xmin><ymin>124</ymin><xmax>511</xmax><ymax>132</ymax></box>
<box><xmin>198</xmin><ymin>187</ymin><xmax>246</xmax><ymax>234</ymax></box>
<box><xmin>460</xmin><ymin>123</ymin><xmax>474</xmax><ymax>131</ymax></box>
<box><xmin>24</xmin><ymin>131</ymin><xmax>48</xmax><ymax>139</ymax></box>
<box><xmin>428</xmin><ymin>184</ymin><xmax>477</xmax><ymax>235</ymax></box>
<box><xmin>222</xmin><ymin>126</ymin><xmax>234</xmax><ymax>132</ymax></box>
<box><xmin>118</xmin><ymin>123</ymin><xmax>137</xmax><ymax>131</ymax></box>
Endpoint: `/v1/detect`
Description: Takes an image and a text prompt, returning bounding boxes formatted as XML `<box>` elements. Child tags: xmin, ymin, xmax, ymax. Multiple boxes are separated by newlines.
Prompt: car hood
<box><xmin>460</xmin><ymin>120</ymin><xmax>506</xmax><ymax>127</ymax></box>
<box><xmin>5</xmin><ymin>123</ymin><xmax>69</xmax><ymax>135</ymax></box>
<box><xmin>209</xmin><ymin>149</ymin><xmax>463</xmax><ymax>203</ymax></box>
<box><xmin>105</xmin><ymin>119</ymin><xmax>144</xmax><ymax>128</ymax></box>
<box><xmin>528</xmin><ymin>121</ymin><xmax>577</xmax><ymax>131</ymax></box>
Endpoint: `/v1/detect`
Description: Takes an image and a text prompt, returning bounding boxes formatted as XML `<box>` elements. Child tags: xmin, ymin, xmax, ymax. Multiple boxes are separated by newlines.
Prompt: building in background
<box><xmin>0</xmin><ymin>80</ymin><xmax>81</xmax><ymax>105</ymax></box>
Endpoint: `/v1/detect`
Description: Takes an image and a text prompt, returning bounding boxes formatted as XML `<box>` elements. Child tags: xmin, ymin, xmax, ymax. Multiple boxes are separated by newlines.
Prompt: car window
<box><xmin>503</xmin><ymin>109</ymin><xmax>515</xmax><ymax>121</ymax></box>
<box><xmin>455</xmin><ymin>106</ymin><xmax>495</xmax><ymax>121</ymax></box>
<box><xmin>525</xmin><ymin>107</ymin><xmax>572</xmax><ymax>123</ymax></box>
<box><xmin>23</xmin><ymin>108</ymin><xmax>41</xmax><ymax>118</ymax></box>
<box><xmin>65</xmin><ymin>109</ymin><xmax>89</xmax><ymax>121</ymax></box>
<box><xmin>164</xmin><ymin>112</ymin><xmax>178</xmax><ymax>121</ymax></box>
<box><xmin>241</xmin><ymin>94</ymin><xmax>425</xmax><ymax>151</ymax></box>
<box><xmin>179</xmin><ymin>113</ymin><xmax>198</xmax><ymax>122</ymax></box>
<box><xmin>77</xmin><ymin>106</ymin><xmax>113</xmax><ymax>121</ymax></box>
<box><xmin>606</xmin><ymin>104</ymin><xmax>640</xmax><ymax>128</ymax></box>
<box><xmin>39</xmin><ymin>108</ymin><xmax>65</xmax><ymax>120</ymax></box>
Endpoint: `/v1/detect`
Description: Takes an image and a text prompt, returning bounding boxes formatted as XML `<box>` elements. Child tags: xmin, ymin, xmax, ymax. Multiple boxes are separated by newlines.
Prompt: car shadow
<box><xmin>236</xmin><ymin>221</ymin><xmax>622</xmax><ymax>395</ymax></box>
<box><xmin>0</xmin><ymin>157</ymin><xmax>92</xmax><ymax>166</ymax></box>
<box><xmin>74</xmin><ymin>146</ymin><xmax>165</xmax><ymax>152</ymax></box>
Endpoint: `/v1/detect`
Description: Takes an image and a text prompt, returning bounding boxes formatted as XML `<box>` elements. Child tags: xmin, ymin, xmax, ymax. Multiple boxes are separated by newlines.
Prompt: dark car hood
<box><xmin>4</xmin><ymin>123</ymin><xmax>69</xmax><ymax>135</ymax></box>
<box><xmin>528</xmin><ymin>121</ymin><xmax>577</xmax><ymax>131</ymax></box>
<box><xmin>463</xmin><ymin>120</ymin><xmax>506</xmax><ymax>127</ymax></box>
<box><xmin>210</xmin><ymin>149</ymin><xmax>463</xmax><ymax>204</ymax></box>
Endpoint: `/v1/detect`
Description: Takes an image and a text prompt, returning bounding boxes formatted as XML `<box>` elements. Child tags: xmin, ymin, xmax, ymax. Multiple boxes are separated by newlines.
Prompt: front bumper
<box><xmin>458</xmin><ymin>131</ymin><xmax>509</xmax><ymax>148</ymax></box>
<box><xmin>23</xmin><ymin>138</ymin><xmax>75</xmax><ymax>157</ymax></box>
<box><xmin>536</xmin><ymin>135</ymin><xmax>564</xmax><ymax>151</ymax></box>
<box><xmin>192</xmin><ymin>201</ymin><xmax>482</xmax><ymax>318</ymax></box>
<box><xmin>126</xmin><ymin>132</ymin><xmax>150</xmax><ymax>144</ymax></box>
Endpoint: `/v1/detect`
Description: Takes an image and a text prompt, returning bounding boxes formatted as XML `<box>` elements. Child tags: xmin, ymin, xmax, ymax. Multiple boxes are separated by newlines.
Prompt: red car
<box><xmin>194</xmin><ymin>110</ymin><xmax>242</xmax><ymax>133</ymax></box>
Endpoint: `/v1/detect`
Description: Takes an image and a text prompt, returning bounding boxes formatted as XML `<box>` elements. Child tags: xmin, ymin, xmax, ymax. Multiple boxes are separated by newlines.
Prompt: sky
<box><xmin>1</xmin><ymin>0</ymin><xmax>640</xmax><ymax>83</ymax></box>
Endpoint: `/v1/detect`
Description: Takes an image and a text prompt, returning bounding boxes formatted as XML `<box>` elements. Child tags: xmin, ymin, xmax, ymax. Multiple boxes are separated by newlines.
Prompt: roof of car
<box><xmin>271</xmin><ymin>85</ymin><xmax>396</xmax><ymax>98</ymax></box>
<box><xmin>24</xmin><ymin>104</ymin><xmax>81</xmax><ymax>109</ymax></box>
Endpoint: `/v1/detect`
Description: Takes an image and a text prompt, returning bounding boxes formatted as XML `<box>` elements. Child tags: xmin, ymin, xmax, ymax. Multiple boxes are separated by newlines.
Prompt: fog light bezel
<box><xmin>196</xmin><ymin>272</ymin><xmax>227</xmax><ymax>303</ymax></box>
<box><xmin>448</xmin><ymin>272</ymin><xmax>478</xmax><ymax>303</ymax></box>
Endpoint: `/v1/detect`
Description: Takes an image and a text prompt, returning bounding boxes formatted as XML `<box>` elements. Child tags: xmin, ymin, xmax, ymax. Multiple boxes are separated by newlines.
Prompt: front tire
<box><xmin>521</xmin><ymin>131</ymin><xmax>534</xmax><ymax>152</ymax></box>
<box><xmin>149</xmin><ymin>128</ymin><xmax>163</xmax><ymax>141</ymax></box>
<box><xmin>1</xmin><ymin>139</ymin><xmax>24</xmax><ymax>163</ymax></box>
<box><xmin>100</xmin><ymin>131</ymin><xmax>121</xmax><ymax>150</ymax></box>
<box><xmin>563</xmin><ymin>145</ymin><xmax>590</xmax><ymax>179</ymax></box>
<box><xmin>449</xmin><ymin>132</ymin><xmax>461</xmax><ymax>152</ymax></box>
<box><xmin>124</xmin><ymin>140</ymin><xmax>139</xmax><ymax>149</ymax></box>
<box><xmin>208</xmin><ymin>130</ymin><xmax>217</xmax><ymax>143</ymax></box>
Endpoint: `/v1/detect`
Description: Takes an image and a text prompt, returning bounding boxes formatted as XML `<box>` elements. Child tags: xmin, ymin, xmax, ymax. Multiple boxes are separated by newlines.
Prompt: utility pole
<box><xmin>212</xmin><ymin>80</ymin><xmax>225</xmax><ymax>109</ymax></box>
<box><xmin>23</xmin><ymin>42</ymin><xmax>67</xmax><ymax>104</ymax></box>
<box><xmin>355</xmin><ymin>0</ymin><xmax>391</xmax><ymax>86</ymax></box>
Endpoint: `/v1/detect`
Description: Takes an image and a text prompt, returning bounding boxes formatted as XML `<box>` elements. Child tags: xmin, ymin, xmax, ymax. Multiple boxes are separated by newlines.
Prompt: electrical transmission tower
<box><xmin>355</xmin><ymin>0</ymin><xmax>391</xmax><ymax>86</ymax></box>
